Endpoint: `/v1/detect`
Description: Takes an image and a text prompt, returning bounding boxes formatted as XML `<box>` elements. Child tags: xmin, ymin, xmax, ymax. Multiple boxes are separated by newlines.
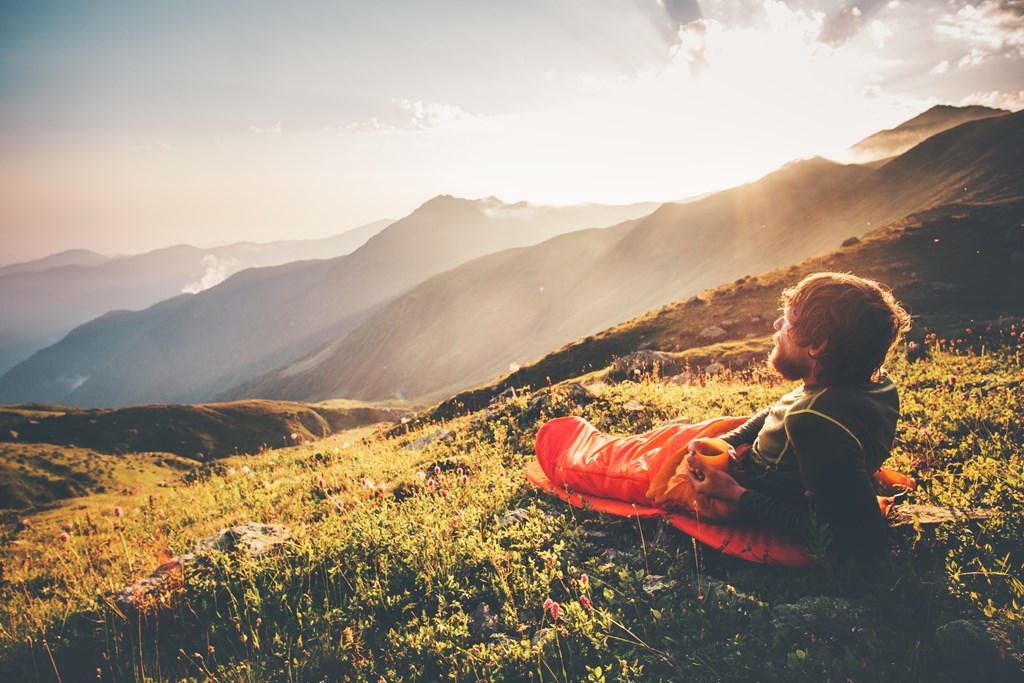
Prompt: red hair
<box><xmin>782</xmin><ymin>272</ymin><xmax>911</xmax><ymax>385</ymax></box>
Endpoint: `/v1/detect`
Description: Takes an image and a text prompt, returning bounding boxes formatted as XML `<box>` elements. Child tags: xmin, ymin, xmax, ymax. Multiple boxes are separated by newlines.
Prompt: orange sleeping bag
<box><xmin>528</xmin><ymin>415</ymin><xmax>814</xmax><ymax>565</ymax></box>
<box><xmin>528</xmin><ymin>416</ymin><xmax>912</xmax><ymax>566</ymax></box>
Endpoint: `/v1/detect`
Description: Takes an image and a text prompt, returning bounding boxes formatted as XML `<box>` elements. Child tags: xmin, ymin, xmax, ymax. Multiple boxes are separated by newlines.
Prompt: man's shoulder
<box><xmin>809</xmin><ymin>375</ymin><xmax>898</xmax><ymax>411</ymax></box>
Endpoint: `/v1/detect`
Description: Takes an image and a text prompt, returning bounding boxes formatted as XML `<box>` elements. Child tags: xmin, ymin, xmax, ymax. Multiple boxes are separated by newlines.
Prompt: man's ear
<box><xmin>808</xmin><ymin>338</ymin><xmax>828</xmax><ymax>359</ymax></box>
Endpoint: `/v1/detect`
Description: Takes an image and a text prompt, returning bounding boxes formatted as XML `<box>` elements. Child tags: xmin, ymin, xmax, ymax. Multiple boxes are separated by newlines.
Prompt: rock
<box><xmin>623</xmin><ymin>400</ymin><xmax>644</xmax><ymax>412</ymax></box>
<box><xmin>685</xmin><ymin>295</ymin><xmax>705</xmax><ymax>307</ymax></box>
<box><xmin>841</xmin><ymin>236</ymin><xmax>861</xmax><ymax>247</ymax></box>
<box><xmin>193</xmin><ymin>522</ymin><xmax>291</xmax><ymax>557</ymax></box>
<box><xmin>497</xmin><ymin>509</ymin><xmax>530</xmax><ymax>528</ymax></box>
<box><xmin>934</xmin><ymin>619</ymin><xmax>1022</xmax><ymax>681</ymax></box>
<box><xmin>770</xmin><ymin>596</ymin><xmax>870</xmax><ymax>639</ymax></box>
<box><xmin>642</xmin><ymin>574</ymin><xmax>676</xmax><ymax>596</ymax></box>
<box><xmin>699</xmin><ymin>325</ymin><xmax>727</xmax><ymax>341</ymax></box>
<box><xmin>887</xmin><ymin>504</ymin><xmax>995</xmax><ymax>529</ymax></box>
<box><xmin>613</xmin><ymin>351</ymin><xmax>686</xmax><ymax>378</ymax></box>
<box><xmin>403</xmin><ymin>430</ymin><xmax>455</xmax><ymax>451</ymax></box>
<box><xmin>703</xmin><ymin>362</ymin><xmax>724</xmax><ymax>375</ymax></box>
<box><xmin>469</xmin><ymin>602</ymin><xmax>499</xmax><ymax>639</ymax></box>
<box><xmin>115</xmin><ymin>523</ymin><xmax>291</xmax><ymax>614</ymax></box>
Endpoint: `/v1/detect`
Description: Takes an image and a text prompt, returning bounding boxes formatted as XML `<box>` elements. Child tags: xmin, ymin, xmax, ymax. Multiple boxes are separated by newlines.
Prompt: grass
<box><xmin>1</xmin><ymin>328</ymin><xmax>1022</xmax><ymax>681</ymax></box>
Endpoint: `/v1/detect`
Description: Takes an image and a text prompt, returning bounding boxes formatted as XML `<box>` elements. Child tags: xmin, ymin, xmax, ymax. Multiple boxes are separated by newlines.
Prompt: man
<box><xmin>686</xmin><ymin>272</ymin><xmax>912</xmax><ymax>560</ymax></box>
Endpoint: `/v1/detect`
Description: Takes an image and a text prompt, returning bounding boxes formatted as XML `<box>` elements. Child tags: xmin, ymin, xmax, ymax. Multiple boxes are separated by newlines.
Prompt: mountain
<box><xmin>846</xmin><ymin>104</ymin><xmax>1008</xmax><ymax>162</ymax></box>
<box><xmin>426</xmin><ymin>198</ymin><xmax>1024</xmax><ymax>420</ymax></box>
<box><xmin>0</xmin><ymin>219</ymin><xmax>393</xmax><ymax>375</ymax></box>
<box><xmin>0</xmin><ymin>199</ymin><xmax>658</xmax><ymax>407</ymax></box>
<box><xmin>0</xmin><ymin>249</ymin><xmax>110</xmax><ymax>276</ymax></box>
<box><xmin>225</xmin><ymin>109</ymin><xmax>1023</xmax><ymax>404</ymax></box>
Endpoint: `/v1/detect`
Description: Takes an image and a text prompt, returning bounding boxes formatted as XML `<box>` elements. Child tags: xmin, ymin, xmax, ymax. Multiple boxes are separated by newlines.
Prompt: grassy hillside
<box><xmin>0</xmin><ymin>399</ymin><xmax>413</xmax><ymax>461</ymax></box>
<box><xmin>0</xmin><ymin>443</ymin><xmax>195</xmax><ymax>511</ymax></box>
<box><xmin>1</xmin><ymin>333</ymin><xmax>1021</xmax><ymax>681</ymax></box>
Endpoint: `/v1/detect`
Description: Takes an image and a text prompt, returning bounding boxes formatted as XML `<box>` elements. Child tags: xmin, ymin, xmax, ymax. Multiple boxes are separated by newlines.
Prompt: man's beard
<box><xmin>769</xmin><ymin>344</ymin><xmax>811</xmax><ymax>381</ymax></box>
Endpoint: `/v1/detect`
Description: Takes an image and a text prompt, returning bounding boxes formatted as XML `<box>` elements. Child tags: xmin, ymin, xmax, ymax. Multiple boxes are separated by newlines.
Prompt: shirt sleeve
<box><xmin>721</xmin><ymin>406</ymin><xmax>771</xmax><ymax>447</ymax></box>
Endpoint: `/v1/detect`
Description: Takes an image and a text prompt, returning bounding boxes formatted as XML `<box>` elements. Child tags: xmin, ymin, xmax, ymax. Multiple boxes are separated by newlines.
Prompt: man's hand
<box><xmin>685</xmin><ymin>454</ymin><xmax>747</xmax><ymax>504</ymax></box>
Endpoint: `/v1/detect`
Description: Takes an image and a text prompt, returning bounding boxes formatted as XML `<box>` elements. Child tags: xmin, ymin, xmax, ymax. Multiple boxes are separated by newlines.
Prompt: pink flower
<box><xmin>579</xmin><ymin>573</ymin><xmax>589</xmax><ymax>586</ymax></box>
<box><xmin>114</xmin><ymin>506</ymin><xmax>123</xmax><ymax>518</ymax></box>
<box><xmin>64</xmin><ymin>523</ymin><xmax>74</xmax><ymax>532</ymax></box>
<box><xmin>543</xmin><ymin>598</ymin><xmax>554</xmax><ymax>611</ymax></box>
<box><xmin>544</xmin><ymin>555</ymin><xmax>555</xmax><ymax>566</ymax></box>
<box><xmin>59</xmin><ymin>532</ymin><xmax>70</xmax><ymax>543</ymax></box>
<box><xmin>549</xmin><ymin>601</ymin><xmax>560</xmax><ymax>620</ymax></box>
<box><xmin>427</xmin><ymin>478</ymin><xmax>436</xmax><ymax>492</ymax></box>
<box><xmin>579</xmin><ymin>595</ymin><xmax>592</xmax><ymax>610</ymax></box>
<box><xmin>317</xmin><ymin>477</ymin><xmax>326</xmax><ymax>490</ymax></box>
<box><xmin>460</xmin><ymin>475</ymin><xmax>468</xmax><ymax>485</ymax></box>
<box><xmin>434</xmin><ymin>465</ymin><xmax>441</xmax><ymax>476</ymax></box>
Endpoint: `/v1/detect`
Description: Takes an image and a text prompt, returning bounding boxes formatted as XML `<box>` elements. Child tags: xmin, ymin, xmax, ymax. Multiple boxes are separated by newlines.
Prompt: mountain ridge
<box><xmin>0</xmin><ymin>199</ymin><xmax>658</xmax><ymax>406</ymax></box>
<box><xmin>227</xmin><ymin>110</ymin><xmax>1023</xmax><ymax>404</ymax></box>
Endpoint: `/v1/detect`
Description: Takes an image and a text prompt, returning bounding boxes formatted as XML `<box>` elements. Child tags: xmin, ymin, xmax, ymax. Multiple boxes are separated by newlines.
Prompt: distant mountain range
<box><xmin>0</xmin><ymin>200</ymin><xmax>656</xmax><ymax>406</ymax></box>
<box><xmin>0</xmin><ymin>219</ymin><xmax>392</xmax><ymax>374</ymax></box>
<box><xmin>1</xmin><ymin>105</ymin><xmax>1020</xmax><ymax>409</ymax></box>
<box><xmin>220</xmin><ymin>107</ymin><xmax>1024</xmax><ymax>404</ymax></box>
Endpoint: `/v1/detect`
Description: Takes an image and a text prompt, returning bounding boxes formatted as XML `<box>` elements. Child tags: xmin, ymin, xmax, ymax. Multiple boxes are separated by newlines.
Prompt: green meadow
<box><xmin>2</xmin><ymin>328</ymin><xmax>1022</xmax><ymax>681</ymax></box>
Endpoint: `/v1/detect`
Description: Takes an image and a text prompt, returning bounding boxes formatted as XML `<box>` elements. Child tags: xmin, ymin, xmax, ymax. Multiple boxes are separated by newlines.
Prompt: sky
<box><xmin>1</xmin><ymin>0</ymin><xmax>1022</xmax><ymax>264</ymax></box>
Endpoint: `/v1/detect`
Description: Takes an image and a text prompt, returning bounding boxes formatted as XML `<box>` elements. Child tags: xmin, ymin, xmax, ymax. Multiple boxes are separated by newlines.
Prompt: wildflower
<box><xmin>59</xmin><ymin>532</ymin><xmax>70</xmax><ymax>543</ymax></box>
<box><xmin>416</xmin><ymin>471</ymin><xmax>426</xmax><ymax>480</ymax></box>
<box><xmin>461</xmin><ymin>475</ymin><xmax>468</xmax><ymax>485</ymax></box>
<box><xmin>291</xmin><ymin>432</ymin><xmax>299</xmax><ymax>440</ymax></box>
<box><xmin>548</xmin><ymin>601</ymin><xmax>561</xmax><ymax>620</ymax></box>
<box><xmin>114</xmin><ymin>506</ymin><xmax>124</xmax><ymax>518</ymax></box>
<box><xmin>241</xmin><ymin>465</ymin><xmax>251</xmax><ymax>474</ymax></box>
<box><xmin>499</xmin><ymin>471</ymin><xmax>506</xmax><ymax>478</ymax></box>
<box><xmin>318</xmin><ymin>477</ymin><xmax>326</xmax><ymax>490</ymax></box>
<box><xmin>456</xmin><ymin>467</ymin><xmax>463</xmax><ymax>477</ymax></box>
<box><xmin>427</xmin><ymin>478</ymin><xmax>436</xmax><ymax>492</ymax></box>
<box><xmin>434</xmin><ymin>465</ymin><xmax>441</xmax><ymax>476</ymax></box>
<box><xmin>580</xmin><ymin>595</ymin><xmax>593</xmax><ymax>610</ymax></box>
<box><xmin>64</xmin><ymin>523</ymin><xmax>74</xmax><ymax>533</ymax></box>
<box><xmin>227</xmin><ymin>467</ymin><xmax>236</xmax><ymax>476</ymax></box>
<box><xmin>543</xmin><ymin>597</ymin><xmax>554</xmax><ymax>610</ymax></box>
<box><xmin>544</xmin><ymin>555</ymin><xmax>555</xmax><ymax>567</ymax></box>
<box><xmin>579</xmin><ymin>573</ymin><xmax>589</xmax><ymax>586</ymax></box>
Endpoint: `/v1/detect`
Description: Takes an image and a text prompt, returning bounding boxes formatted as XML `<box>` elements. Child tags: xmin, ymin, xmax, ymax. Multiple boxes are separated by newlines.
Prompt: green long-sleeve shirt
<box><xmin>720</xmin><ymin>375</ymin><xmax>900</xmax><ymax>559</ymax></box>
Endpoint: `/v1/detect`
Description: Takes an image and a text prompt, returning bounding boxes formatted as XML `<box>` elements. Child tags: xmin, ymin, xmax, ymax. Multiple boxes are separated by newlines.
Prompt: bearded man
<box><xmin>686</xmin><ymin>272</ymin><xmax>912</xmax><ymax>560</ymax></box>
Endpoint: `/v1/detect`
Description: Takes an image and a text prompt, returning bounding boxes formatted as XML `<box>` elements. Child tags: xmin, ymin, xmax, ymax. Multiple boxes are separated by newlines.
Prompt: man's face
<box><xmin>769</xmin><ymin>307</ymin><xmax>814</xmax><ymax>382</ymax></box>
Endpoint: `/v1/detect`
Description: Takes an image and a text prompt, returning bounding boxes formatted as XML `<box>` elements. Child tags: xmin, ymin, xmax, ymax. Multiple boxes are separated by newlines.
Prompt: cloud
<box><xmin>182</xmin><ymin>254</ymin><xmax>241</xmax><ymax>294</ymax></box>
<box><xmin>819</xmin><ymin>6</ymin><xmax>863</xmax><ymax>46</ymax></box>
<box><xmin>935</xmin><ymin>0</ymin><xmax>1024</xmax><ymax>64</ymax></box>
<box><xmin>960</xmin><ymin>89</ymin><xmax>1024</xmax><ymax>110</ymax></box>
<box><xmin>337</xmin><ymin>100</ymin><xmax>484</xmax><ymax>134</ymax></box>
<box><xmin>930</xmin><ymin>60</ymin><xmax>950</xmax><ymax>75</ymax></box>
<box><xmin>250</xmin><ymin>122</ymin><xmax>282</xmax><ymax>134</ymax></box>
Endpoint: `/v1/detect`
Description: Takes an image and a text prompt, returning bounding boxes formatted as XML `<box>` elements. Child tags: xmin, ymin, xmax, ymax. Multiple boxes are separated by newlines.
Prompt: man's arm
<box><xmin>720</xmin><ymin>406</ymin><xmax>771</xmax><ymax>448</ymax></box>
<box><xmin>689</xmin><ymin>410</ymin><xmax>889</xmax><ymax>560</ymax></box>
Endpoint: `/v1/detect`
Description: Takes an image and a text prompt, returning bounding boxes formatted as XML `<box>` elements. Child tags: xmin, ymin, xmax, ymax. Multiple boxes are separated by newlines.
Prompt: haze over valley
<box><xmin>1</xmin><ymin>106</ymin><xmax>1021</xmax><ymax>411</ymax></box>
